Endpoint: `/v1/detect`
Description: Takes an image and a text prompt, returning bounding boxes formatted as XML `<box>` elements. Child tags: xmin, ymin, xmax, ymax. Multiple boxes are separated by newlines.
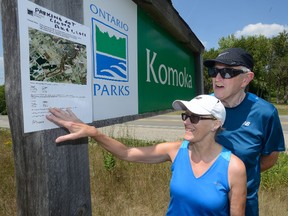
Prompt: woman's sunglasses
<box><xmin>208</xmin><ymin>67</ymin><xmax>247</xmax><ymax>79</ymax></box>
<box><xmin>181</xmin><ymin>113</ymin><xmax>216</xmax><ymax>124</ymax></box>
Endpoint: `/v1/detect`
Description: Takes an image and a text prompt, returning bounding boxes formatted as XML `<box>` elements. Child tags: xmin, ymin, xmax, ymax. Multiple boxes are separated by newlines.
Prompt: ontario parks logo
<box><xmin>92</xmin><ymin>18</ymin><xmax>128</xmax><ymax>82</ymax></box>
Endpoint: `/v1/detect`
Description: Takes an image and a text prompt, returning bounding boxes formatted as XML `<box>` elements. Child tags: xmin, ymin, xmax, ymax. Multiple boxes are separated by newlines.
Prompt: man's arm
<box><xmin>260</xmin><ymin>151</ymin><xmax>279</xmax><ymax>172</ymax></box>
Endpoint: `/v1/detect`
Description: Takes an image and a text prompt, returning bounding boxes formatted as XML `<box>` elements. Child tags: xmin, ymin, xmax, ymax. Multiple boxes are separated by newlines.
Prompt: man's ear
<box><xmin>241</xmin><ymin>71</ymin><xmax>254</xmax><ymax>88</ymax></box>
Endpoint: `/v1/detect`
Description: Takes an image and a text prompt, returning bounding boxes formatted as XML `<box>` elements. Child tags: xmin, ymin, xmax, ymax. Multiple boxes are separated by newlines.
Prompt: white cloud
<box><xmin>235</xmin><ymin>23</ymin><xmax>288</xmax><ymax>38</ymax></box>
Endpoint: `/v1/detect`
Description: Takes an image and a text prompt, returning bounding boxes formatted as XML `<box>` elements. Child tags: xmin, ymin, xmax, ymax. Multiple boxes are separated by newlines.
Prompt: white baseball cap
<box><xmin>172</xmin><ymin>94</ymin><xmax>226</xmax><ymax>125</ymax></box>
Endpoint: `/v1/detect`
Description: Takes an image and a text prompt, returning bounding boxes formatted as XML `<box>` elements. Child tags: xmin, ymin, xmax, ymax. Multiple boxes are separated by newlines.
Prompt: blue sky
<box><xmin>0</xmin><ymin>0</ymin><xmax>288</xmax><ymax>85</ymax></box>
<box><xmin>171</xmin><ymin>0</ymin><xmax>288</xmax><ymax>49</ymax></box>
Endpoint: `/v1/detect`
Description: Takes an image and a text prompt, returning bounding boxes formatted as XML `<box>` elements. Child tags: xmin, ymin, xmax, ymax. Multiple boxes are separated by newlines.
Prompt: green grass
<box><xmin>275</xmin><ymin>104</ymin><xmax>288</xmax><ymax>115</ymax></box>
<box><xmin>1</xmin><ymin>128</ymin><xmax>288</xmax><ymax>215</ymax></box>
<box><xmin>261</xmin><ymin>153</ymin><xmax>288</xmax><ymax>189</ymax></box>
<box><xmin>0</xmin><ymin>129</ymin><xmax>16</xmax><ymax>216</ymax></box>
<box><xmin>259</xmin><ymin>152</ymin><xmax>288</xmax><ymax>215</ymax></box>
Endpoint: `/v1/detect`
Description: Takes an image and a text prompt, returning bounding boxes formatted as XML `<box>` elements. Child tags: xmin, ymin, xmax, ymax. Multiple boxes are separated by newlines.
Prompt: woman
<box><xmin>46</xmin><ymin>94</ymin><xmax>246</xmax><ymax>216</ymax></box>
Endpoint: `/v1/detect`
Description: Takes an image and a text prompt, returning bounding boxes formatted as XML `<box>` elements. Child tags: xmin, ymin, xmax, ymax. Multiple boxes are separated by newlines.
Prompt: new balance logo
<box><xmin>243</xmin><ymin>121</ymin><xmax>251</xmax><ymax>126</ymax></box>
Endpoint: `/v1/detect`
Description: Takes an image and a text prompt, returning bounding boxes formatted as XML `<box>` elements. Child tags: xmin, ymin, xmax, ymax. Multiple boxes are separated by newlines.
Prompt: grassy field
<box><xmin>275</xmin><ymin>103</ymin><xmax>288</xmax><ymax>115</ymax></box>
<box><xmin>1</xmin><ymin>127</ymin><xmax>288</xmax><ymax>216</ymax></box>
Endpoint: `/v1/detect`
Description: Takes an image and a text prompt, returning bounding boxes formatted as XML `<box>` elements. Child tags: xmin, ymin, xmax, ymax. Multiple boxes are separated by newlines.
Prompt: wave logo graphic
<box><xmin>92</xmin><ymin>18</ymin><xmax>128</xmax><ymax>82</ymax></box>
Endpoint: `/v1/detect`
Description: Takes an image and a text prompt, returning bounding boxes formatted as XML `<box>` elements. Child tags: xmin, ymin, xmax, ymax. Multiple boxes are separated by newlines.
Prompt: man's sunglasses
<box><xmin>181</xmin><ymin>113</ymin><xmax>216</xmax><ymax>124</ymax></box>
<box><xmin>208</xmin><ymin>67</ymin><xmax>247</xmax><ymax>79</ymax></box>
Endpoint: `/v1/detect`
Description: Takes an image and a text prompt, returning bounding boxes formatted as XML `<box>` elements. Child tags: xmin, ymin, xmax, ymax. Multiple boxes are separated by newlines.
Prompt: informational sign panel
<box><xmin>84</xmin><ymin>0</ymin><xmax>138</xmax><ymax>121</ymax></box>
<box><xmin>18</xmin><ymin>0</ymin><xmax>92</xmax><ymax>132</ymax></box>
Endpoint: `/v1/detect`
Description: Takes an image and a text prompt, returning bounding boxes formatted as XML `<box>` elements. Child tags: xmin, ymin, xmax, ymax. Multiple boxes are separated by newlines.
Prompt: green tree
<box><xmin>269</xmin><ymin>31</ymin><xmax>288</xmax><ymax>103</ymax></box>
<box><xmin>0</xmin><ymin>85</ymin><xmax>7</xmax><ymax>114</ymax></box>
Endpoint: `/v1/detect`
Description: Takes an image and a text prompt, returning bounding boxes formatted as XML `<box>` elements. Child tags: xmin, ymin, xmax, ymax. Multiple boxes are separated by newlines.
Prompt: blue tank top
<box><xmin>166</xmin><ymin>140</ymin><xmax>231</xmax><ymax>216</ymax></box>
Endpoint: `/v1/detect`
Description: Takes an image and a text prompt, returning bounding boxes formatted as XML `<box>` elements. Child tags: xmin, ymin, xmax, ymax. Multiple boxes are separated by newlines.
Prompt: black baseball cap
<box><xmin>204</xmin><ymin>48</ymin><xmax>254</xmax><ymax>70</ymax></box>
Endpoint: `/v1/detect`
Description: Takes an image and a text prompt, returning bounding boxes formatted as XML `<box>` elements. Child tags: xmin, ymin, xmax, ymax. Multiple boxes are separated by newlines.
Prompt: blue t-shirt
<box><xmin>216</xmin><ymin>92</ymin><xmax>286</xmax><ymax>215</ymax></box>
<box><xmin>166</xmin><ymin>140</ymin><xmax>231</xmax><ymax>216</ymax></box>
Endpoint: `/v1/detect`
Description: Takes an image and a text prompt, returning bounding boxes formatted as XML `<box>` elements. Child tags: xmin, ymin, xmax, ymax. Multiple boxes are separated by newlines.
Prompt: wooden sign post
<box><xmin>1</xmin><ymin>0</ymin><xmax>92</xmax><ymax>215</ymax></box>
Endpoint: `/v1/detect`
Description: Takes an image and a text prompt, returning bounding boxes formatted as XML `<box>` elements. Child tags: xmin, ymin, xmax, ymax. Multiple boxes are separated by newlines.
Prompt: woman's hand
<box><xmin>46</xmin><ymin>108</ymin><xmax>98</xmax><ymax>143</ymax></box>
<box><xmin>47</xmin><ymin>108</ymin><xmax>173</xmax><ymax>163</ymax></box>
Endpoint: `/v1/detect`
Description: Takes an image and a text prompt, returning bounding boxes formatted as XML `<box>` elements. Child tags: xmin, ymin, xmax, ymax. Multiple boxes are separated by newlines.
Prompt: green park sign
<box><xmin>85</xmin><ymin>0</ymin><xmax>197</xmax><ymax>121</ymax></box>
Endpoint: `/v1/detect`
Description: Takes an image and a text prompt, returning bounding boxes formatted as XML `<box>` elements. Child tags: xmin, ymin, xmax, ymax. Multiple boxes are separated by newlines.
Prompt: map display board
<box><xmin>18</xmin><ymin>0</ymin><xmax>92</xmax><ymax>133</ymax></box>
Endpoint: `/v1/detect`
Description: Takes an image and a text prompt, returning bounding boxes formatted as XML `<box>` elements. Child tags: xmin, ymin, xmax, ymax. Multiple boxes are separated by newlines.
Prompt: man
<box><xmin>204</xmin><ymin>47</ymin><xmax>286</xmax><ymax>216</ymax></box>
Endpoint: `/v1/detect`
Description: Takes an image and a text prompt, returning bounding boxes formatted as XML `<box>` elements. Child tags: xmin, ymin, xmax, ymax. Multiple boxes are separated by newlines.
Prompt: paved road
<box><xmin>0</xmin><ymin>115</ymin><xmax>10</xmax><ymax>128</ymax></box>
<box><xmin>102</xmin><ymin>115</ymin><xmax>288</xmax><ymax>146</ymax></box>
<box><xmin>1</xmin><ymin>114</ymin><xmax>288</xmax><ymax>150</ymax></box>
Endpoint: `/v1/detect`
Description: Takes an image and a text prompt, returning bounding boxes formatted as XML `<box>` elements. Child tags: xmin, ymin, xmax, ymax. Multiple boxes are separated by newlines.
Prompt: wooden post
<box><xmin>1</xmin><ymin>0</ymin><xmax>92</xmax><ymax>215</ymax></box>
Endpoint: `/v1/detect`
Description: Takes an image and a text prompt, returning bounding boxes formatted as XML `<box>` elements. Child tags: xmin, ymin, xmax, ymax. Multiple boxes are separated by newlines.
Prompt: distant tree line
<box><xmin>203</xmin><ymin>30</ymin><xmax>288</xmax><ymax>104</ymax></box>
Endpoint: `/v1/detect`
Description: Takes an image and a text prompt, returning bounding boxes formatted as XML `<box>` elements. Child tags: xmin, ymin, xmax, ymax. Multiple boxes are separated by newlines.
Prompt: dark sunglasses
<box><xmin>208</xmin><ymin>67</ymin><xmax>247</xmax><ymax>79</ymax></box>
<box><xmin>181</xmin><ymin>113</ymin><xmax>217</xmax><ymax>124</ymax></box>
